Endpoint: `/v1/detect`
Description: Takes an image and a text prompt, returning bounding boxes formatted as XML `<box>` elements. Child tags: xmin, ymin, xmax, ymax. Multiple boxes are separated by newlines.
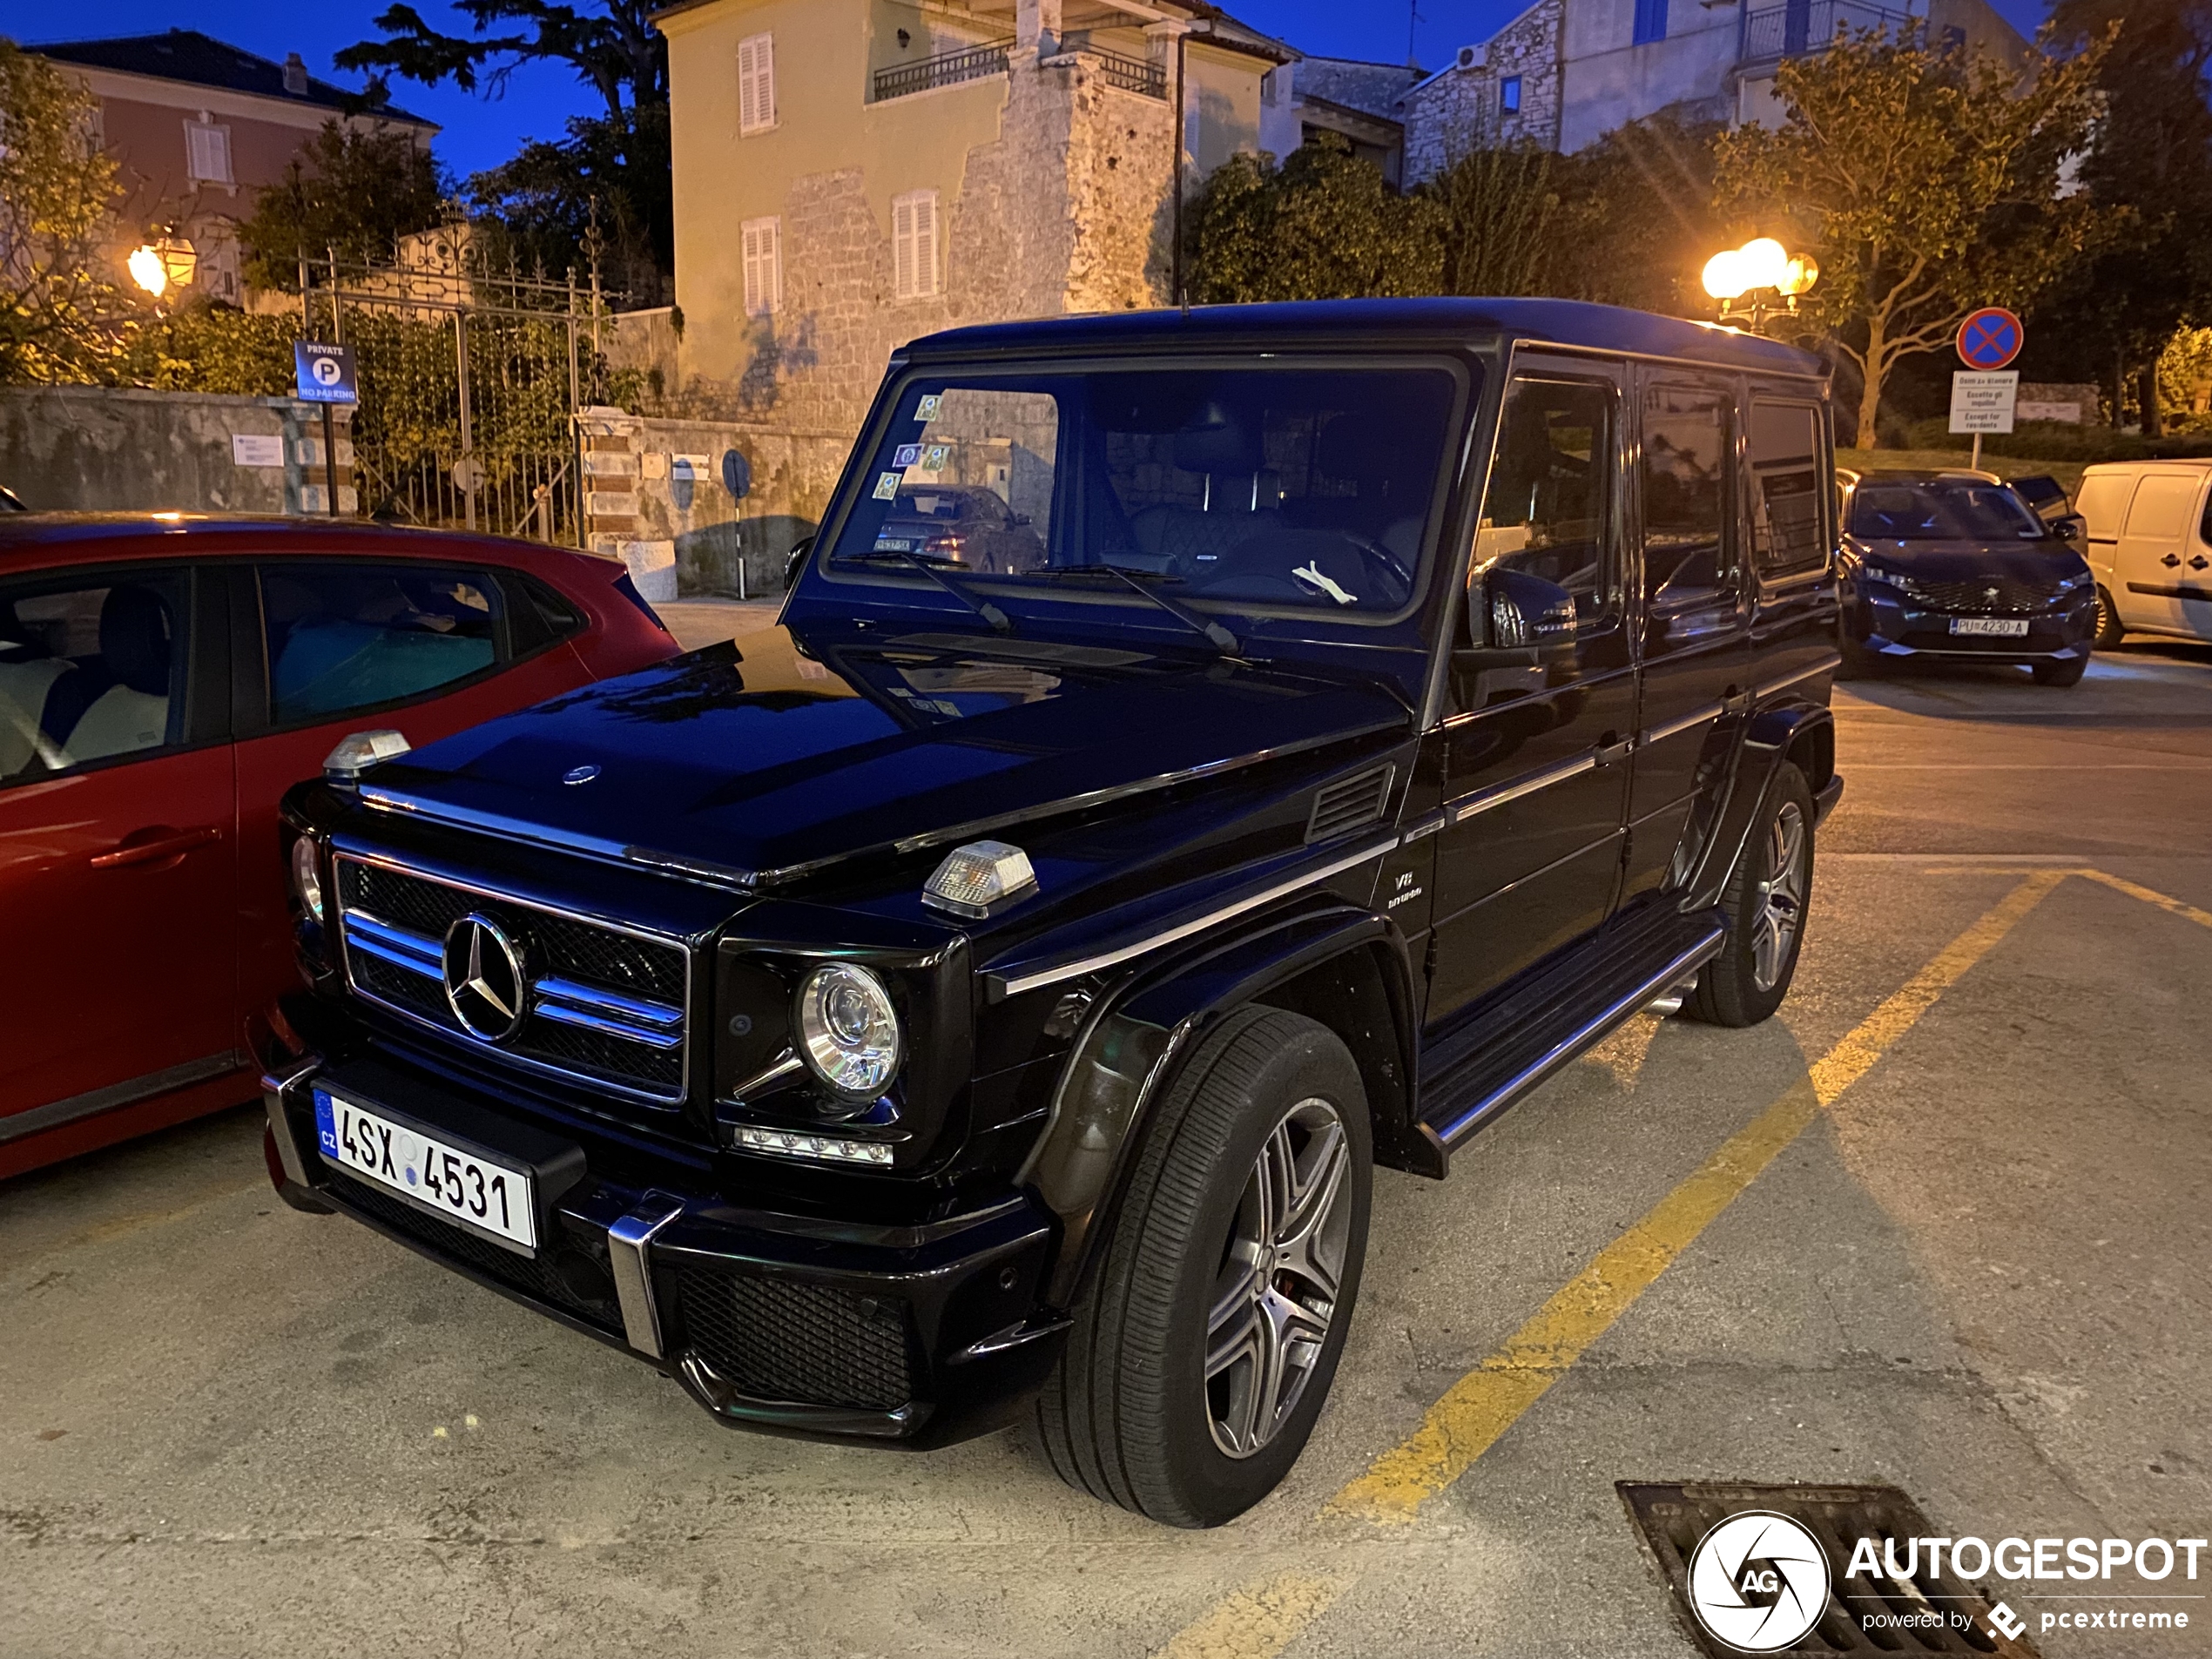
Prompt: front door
<box><xmin>1426</xmin><ymin>361</ymin><xmax>1635</xmax><ymax>1028</ymax></box>
<box><xmin>1622</xmin><ymin>374</ymin><xmax>1750</xmax><ymax>904</ymax></box>
<box><xmin>0</xmin><ymin>566</ymin><xmax>239</xmax><ymax>1130</ymax></box>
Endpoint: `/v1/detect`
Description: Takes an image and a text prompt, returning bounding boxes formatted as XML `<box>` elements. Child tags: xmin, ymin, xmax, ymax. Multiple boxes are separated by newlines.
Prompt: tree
<box><xmin>2033</xmin><ymin>0</ymin><xmax>2212</xmax><ymax>435</ymax></box>
<box><xmin>1716</xmin><ymin>23</ymin><xmax>2113</xmax><ymax>447</ymax></box>
<box><xmin>1423</xmin><ymin>144</ymin><xmax>1560</xmax><ymax>299</ymax></box>
<box><xmin>467</xmin><ymin>102</ymin><xmax>670</xmax><ymax>301</ymax></box>
<box><xmin>0</xmin><ymin>41</ymin><xmax>126</xmax><ymax>383</ymax></box>
<box><xmin>338</xmin><ymin>0</ymin><xmax>670</xmax><ymax>291</ymax></box>
<box><xmin>237</xmin><ymin>119</ymin><xmax>452</xmax><ymax>289</ymax></box>
<box><xmin>1186</xmin><ymin>133</ymin><xmax>1443</xmax><ymax>304</ymax></box>
<box><xmin>1548</xmin><ymin>115</ymin><xmax>1725</xmax><ymax>316</ymax></box>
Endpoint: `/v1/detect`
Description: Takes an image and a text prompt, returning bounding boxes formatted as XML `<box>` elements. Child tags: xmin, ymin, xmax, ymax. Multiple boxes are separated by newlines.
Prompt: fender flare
<box><xmin>1022</xmin><ymin>897</ymin><xmax>1418</xmax><ymax>1307</ymax></box>
<box><xmin>1683</xmin><ymin>699</ymin><xmax>1836</xmax><ymax>910</ymax></box>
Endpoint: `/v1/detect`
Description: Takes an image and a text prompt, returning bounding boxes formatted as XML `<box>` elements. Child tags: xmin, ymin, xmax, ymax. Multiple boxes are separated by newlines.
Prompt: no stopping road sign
<box><xmin>1956</xmin><ymin>307</ymin><xmax>2024</xmax><ymax>372</ymax></box>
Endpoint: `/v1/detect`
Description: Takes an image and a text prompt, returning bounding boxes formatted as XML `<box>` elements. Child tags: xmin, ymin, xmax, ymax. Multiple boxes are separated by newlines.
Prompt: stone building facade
<box><xmin>650</xmin><ymin>0</ymin><xmax>1287</xmax><ymax>586</ymax></box>
<box><xmin>1401</xmin><ymin>0</ymin><xmax>1564</xmax><ymax>180</ymax></box>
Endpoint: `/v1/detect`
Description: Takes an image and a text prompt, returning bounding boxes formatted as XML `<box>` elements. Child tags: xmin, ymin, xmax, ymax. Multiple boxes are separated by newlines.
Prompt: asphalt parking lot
<box><xmin>4</xmin><ymin>631</ymin><xmax>2209</xmax><ymax>1659</ymax></box>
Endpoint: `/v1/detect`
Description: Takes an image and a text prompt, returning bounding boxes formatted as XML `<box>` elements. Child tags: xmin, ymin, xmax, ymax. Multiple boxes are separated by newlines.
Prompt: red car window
<box><xmin>1</xmin><ymin>570</ymin><xmax>191</xmax><ymax>785</ymax></box>
<box><xmin>259</xmin><ymin>562</ymin><xmax>508</xmax><ymax>726</ymax></box>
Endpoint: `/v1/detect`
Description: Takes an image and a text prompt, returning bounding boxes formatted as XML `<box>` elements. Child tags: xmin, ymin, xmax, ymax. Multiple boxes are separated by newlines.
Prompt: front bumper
<box><xmin>1845</xmin><ymin>586</ymin><xmax>2095</xmax><ymax>665</ymax></box>
<box><xmin>264</xmin><ymin>1055</ymin><xmax>1067</xmax><ymax>1447</ymax></box>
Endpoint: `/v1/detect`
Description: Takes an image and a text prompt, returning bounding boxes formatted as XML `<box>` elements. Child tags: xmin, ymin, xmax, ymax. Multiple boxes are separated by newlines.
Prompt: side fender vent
<box><xmin>1306</xmin><ymin>765</ymin><xmax>1394</xmax><ymax>844</ymax></box>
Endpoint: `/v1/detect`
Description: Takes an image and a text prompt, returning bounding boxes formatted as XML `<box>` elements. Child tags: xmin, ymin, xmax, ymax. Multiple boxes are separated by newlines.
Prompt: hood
<box><xmin>356</xmin><ymin>624</ymin><xmax>1410</xmax><ymax>886</ymax></box>
<box><xmin>1844</xmin><ymin>536</ymin><xmax>2090</xmax><ymax>580</ymax></box>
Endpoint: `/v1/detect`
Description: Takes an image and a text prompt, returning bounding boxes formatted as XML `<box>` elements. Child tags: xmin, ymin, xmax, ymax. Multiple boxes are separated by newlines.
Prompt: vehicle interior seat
<box><xmin>45</xmin><ymin>585</ymin><xmax>175</xmax><ymax>764</ymax></box>
<box><xmin>1127</xmin><ymin>409</ymin><xmax>1286</xmax><ymax>575</ymax></box>
<box><xmin>0</xmin><ymin>610</ymin><xmax>71</xmax><ymax>777</ymax></box>
<box><xmin>1315</xmin><ymin>415</ymin><xmax>1426</xmax><ymax>568</ymax></box>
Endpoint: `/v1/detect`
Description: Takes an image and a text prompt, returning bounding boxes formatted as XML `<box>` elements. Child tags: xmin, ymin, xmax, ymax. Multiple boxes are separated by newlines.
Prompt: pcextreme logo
<box><xmin>1686</xmin><ymin>1513</ymin><xmax>2209</xmax><ymax>1651</ymax></box>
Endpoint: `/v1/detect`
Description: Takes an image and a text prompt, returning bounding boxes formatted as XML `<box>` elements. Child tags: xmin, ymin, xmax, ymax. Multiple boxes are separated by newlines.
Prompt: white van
<box><xmin>2074</xmin><ymin>461</ymin><xmax>2212</xmax><ymax>645</ymax></box>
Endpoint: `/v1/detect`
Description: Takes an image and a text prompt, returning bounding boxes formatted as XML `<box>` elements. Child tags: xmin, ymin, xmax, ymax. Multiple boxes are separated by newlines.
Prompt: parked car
<box><xmin>1834</xmin><ymin>468</ymin><xmax>2098</xmax><ymax>685</ymax></box>
<box><xmin>2070</xmin><ymin>460</ymin><xmax>2212</xmax><ymax>649</ymax></box>
<box><xmin>266</xmin><ymin>300</ymin><xmax>1843</xmax><ymax>1527</ymax></box>
<box><xmin>0</xmin><ymin>516</ymin><xmax>678</xmax><ymax>1180</ymax></box>
<box><xmin>870</xmin><ymin>483</ymin><xmax>1048</xmax><ymax>574</ymax></box>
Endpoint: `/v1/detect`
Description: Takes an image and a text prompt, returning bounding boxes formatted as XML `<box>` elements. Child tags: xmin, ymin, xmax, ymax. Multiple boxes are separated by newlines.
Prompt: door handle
<box><xmin>2161</xmin><ymin>553</ymin><xmax>2182</xmax><ymax>567</ymax></box>
<box><xmin>2191</xmin><ymin>556</ymin><xmax>2209</xmax><ymax>570</ymax></box>
<box><xmin>1595</xmin><ymin>734</ymin><xmax>1635</xmax><ymax>766</ymax></box>
<box><xmin>90</xmin><ymin>826</ymin><xmax>223</xmax><ymax>870</ymax></box>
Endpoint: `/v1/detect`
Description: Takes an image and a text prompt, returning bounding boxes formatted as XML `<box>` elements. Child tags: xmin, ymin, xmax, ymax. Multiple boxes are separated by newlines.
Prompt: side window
<box><xmin>0</xmin><ymin>571</ymin><xmax>190</xmax><ymax>786</ymax></box>
<box><xmin>1474</xmin><ymin>375</ymin><xmax>1619</xmax><ymax>634</ymax></box>
<box><xmin>259</xmin><ymin>563</ymin><xmax>506</xmax><ymax>728</ymax></box>
<box><xmin>1642</xmin><ymin>383</ymin><xmax>1732</xmax><ymax>600</ymax></box>
<box><xmin>1746</xmin><ymin>401</ymin><xmax>1826</xmax><ymax>578</ymax></box>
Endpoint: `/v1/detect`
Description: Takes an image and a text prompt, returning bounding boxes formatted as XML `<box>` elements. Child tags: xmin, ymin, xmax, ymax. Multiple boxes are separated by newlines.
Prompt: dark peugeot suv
<box><xmin>266</xmin><ymin>300</ymin><xmax>1843</xmax><ymax>1527</ymax></box>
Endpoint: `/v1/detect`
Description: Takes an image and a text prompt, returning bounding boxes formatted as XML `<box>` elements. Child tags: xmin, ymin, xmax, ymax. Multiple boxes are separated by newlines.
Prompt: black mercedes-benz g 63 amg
<box><xmin>266</xmin><ymin>300</ymin><xmax>1842</xmax><ymax>1527</ymax></box>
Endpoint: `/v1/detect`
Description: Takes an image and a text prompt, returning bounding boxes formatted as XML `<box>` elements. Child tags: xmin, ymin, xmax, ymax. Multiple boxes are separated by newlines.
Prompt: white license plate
<box><xmin>314</xmin><ymin>1089</ymin><xmax>537</xmax><ymax>1251</ymax></box>
<box><xmin>1950</xmin><ymin>617</ymin><xmax>2029</xmax><ymax>637</ymax></box>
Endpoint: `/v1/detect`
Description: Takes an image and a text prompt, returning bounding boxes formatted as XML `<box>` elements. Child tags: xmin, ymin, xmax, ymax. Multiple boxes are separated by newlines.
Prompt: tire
<box><xmin>1035</xmin><ymin>1006</ymin><xmax>1372</xmax><ymax>1528</ymax></box>
<box><xmin>2033</xmin><ymin>655</ymin><xmax>2088</xmax><ymax>687</ymax></box>
<box><xmin>2093</xmin><ymin>585</ymin><xmax>2125</xmax><ymax>649</ymax></box>
<box><xmin>1687</xmin><ymin>762</ymin><xmax>1816</xmax><ymax>1028</ymax></box>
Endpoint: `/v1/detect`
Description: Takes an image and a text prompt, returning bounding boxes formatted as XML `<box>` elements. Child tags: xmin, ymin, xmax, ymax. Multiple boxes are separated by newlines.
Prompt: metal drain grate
<box><xmin>1620</xmin><ymin>1482</ymin><xmax>2041</xmax><ymax>1657</ymax></box>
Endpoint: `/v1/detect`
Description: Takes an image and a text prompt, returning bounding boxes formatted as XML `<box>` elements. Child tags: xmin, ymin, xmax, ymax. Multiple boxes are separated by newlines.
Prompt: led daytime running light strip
<box><xmin>732</xmin><ymin>1124</ymin><xmax>894</xmax><ymax>1165</ymax></box>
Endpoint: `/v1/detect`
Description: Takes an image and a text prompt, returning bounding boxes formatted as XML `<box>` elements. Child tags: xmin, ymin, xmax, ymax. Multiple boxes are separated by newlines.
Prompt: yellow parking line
<box><xmin>1154</xmin><ymin>1574</ymin><xmax>1352</xmax><ymax>1659</ymax></box>
<box><xmin>2075</xmin><ymin>870</ymin><xmax>2212</xmax><ymax>931</ymax></box>
<box><xmin>1323</xmin><ymin>871</ymin><xmax>2060</xmax><ymax>1527</ymax></box>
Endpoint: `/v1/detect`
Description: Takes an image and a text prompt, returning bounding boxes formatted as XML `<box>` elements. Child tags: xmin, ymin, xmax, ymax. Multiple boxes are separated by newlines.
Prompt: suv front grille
<box><xmin>1906</xmin><ymin>574</ymin><xmax>2072</xmax><ymax>613</ymax></box>
<box><xmin>668</xmin><ymin>1261</ymin><xmax>914</xmax><ymax>1410</ymax></box>
<box><xmin>335</xmin><ymin>857</ymin><xmax>689</xmax><ymax>1104</ymax></box>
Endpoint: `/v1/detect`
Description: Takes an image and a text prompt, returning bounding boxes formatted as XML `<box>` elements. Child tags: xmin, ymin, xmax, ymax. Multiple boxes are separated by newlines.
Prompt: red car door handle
<box><xmin>90</xmin><ymin>826</ymin><xmax>223</xmax><ymax>869</ymax></box>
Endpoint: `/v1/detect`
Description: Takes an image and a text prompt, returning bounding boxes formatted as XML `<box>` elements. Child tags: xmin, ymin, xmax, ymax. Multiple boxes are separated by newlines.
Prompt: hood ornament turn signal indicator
<box><xmin>922</xmin><ymin>840</ymin><xmax>1037</xmax><ymax>918</ymax></box>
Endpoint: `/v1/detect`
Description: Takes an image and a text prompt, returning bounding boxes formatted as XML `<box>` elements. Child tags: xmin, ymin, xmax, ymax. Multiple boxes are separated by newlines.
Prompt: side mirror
<box><xmin>1454</xmin><ymin>565</ymin><xmax>1578</xmax><ymax>670</ymax></box>
<box><xmin>2049</xmin><ymin>516</ymin><xmax>2081</xmax><ymax>543</ymax></box>
<box><xmin>784</xmin><ymin>535</ymin><xmax>816</xmax><ymax>592</ymax></box>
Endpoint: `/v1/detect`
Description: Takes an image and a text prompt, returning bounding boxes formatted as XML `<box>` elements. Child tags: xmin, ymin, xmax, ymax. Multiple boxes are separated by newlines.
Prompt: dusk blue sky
<box><xmin>19</xmin><ymin>0</ymin><xmax>2053</xmax><ymax>180</ymax></box>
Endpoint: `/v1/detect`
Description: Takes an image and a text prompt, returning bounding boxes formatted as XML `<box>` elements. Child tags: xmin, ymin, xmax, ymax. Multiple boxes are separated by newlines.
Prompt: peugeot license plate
<box><xmin>314</xmin><ymin>1088</ymin><xmax>537</xmax><ymax>1251</ymax></box>
<box><xmin>1950</xmin><ymin>617</ymin><xmax>2028</xmax><ymax>637</ymax></box>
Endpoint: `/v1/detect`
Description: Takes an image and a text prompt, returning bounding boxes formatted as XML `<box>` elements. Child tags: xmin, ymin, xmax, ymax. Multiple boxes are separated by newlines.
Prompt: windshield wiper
<box><xmin>1028</xmin><ymin>564</ymin><xmax>1240</xmax><ymax>657</ymax></box>
<box><xmin>839</xmin><ymin>550</ymin><xmax>1012</xmax><ymax>635</ymax></box>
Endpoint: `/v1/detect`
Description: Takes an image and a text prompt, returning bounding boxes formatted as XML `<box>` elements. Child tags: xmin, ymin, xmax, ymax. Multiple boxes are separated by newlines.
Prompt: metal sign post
<box><xmin>293</xmin><ymin>341</ymin><xmax>358</xmax><ymax>517</ymax></box>
<box><xmin>1954</xmin><ymin>307</ymin><xmax>2024</xmax><ymax>472</ymax></box>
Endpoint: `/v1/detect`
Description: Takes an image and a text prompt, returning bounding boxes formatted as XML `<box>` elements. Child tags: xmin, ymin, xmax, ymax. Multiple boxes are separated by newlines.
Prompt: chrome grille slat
<box><xmin>334</xmin><ymin>855</ymin><xmax>690</xmax><ymax>1105</ymax></box>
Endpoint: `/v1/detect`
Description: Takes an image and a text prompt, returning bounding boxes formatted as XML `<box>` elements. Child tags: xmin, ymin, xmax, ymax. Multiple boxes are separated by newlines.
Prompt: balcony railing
<box><xmin>873</xmin><ymin>37</ymin><xmax>1014</xmax><ymax>103</ymax></box>
<box><xmin>1088</xmin><ymin>47</ymin><xmax>1168</xmax><ymax>100</ymax></box>
<box><xmin>1741</xmin><ymin>0</ymin><xmax>1911</xmax><ymax>64</ymax></box>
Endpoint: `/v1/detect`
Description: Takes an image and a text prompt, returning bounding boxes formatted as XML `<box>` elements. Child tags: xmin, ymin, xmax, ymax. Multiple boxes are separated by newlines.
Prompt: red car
<box><xmin>0</xmin><ymin>516</ymin><xmax>678</xmax><ymax>1179</ymax></box>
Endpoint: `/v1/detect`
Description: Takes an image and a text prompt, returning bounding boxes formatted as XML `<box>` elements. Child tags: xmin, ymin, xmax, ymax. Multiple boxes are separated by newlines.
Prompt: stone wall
<box><xmin>1404</xmin><ymin>0</ymin><xmax>1563</xmax><ymax>182</ymax></box>
<box><xmin>0</xmin><ymin>386</ymin><xmax>356</xmax><ymax>516</ymax></box>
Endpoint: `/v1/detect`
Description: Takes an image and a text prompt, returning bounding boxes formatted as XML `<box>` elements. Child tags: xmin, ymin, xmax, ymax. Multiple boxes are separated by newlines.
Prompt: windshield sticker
<box><xmin>873</xmin><ymin>472</ymin><xmax>903</xmax><ymax>501</ymax></box>
<box><xmin>1292</xmin><ymin>562</ymin><xmax>1359</xmax><ymax>606</ymax></box>
<box><xmin>924</xmin><ymin>443</ymin><xmax>953</xmax><ymax>470</ymax></box>
<box><xmin>915</xmin><ymin>394</ymin><xmax>942</xmax><ymax>421</ymax></box>
<box><xmin>893</xmin><ymin>443</ymin><xmax>922</xmax><ymax>468</ymax></box>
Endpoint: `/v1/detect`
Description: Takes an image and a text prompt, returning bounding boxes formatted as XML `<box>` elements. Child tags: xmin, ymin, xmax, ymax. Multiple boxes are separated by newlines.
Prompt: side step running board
<box><xmin>1412</xmin><ymin>905</ymin><xmax>1726</xmax><ymax>1175</ymax></box>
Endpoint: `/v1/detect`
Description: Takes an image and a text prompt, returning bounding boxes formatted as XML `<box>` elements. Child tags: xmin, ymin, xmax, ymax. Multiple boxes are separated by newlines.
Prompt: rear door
<box><xmin>230</xmin><ymin>558</ymin><xmax>590</xmax><ymax>1026</ymax></box>
<box><xmin>0</xmin><ymin>564</ymin><xmax>239</xmax><ymax>1130</ymax></box>
<box><xmin>1622</xmin><ymin>373</ymin><xmax>1750</xmax><ymax>906</ymax></box>
<box><xmin>2112</xmin><ymin>471</ymin><xmax>2201</xmax><ymax>633</ymax></box>
<box><xmin>1426</xmin><ymin>358</ymin><xmax>1635</xmax><ymax>1025</ymax></box>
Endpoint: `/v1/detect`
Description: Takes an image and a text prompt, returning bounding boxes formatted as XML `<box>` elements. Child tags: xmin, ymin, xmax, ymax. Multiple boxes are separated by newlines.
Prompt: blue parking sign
<box><xmin>293</xmin><ymin>341</ymin><xmax>358</xmax><ymax>404</ymax></box>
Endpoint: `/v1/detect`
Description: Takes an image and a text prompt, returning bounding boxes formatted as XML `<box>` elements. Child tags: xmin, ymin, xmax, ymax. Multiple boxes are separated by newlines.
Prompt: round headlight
<box><xmin>289</xmin><ymin>835</ymin><xmax>325</xmax><ymax>923</ymax></box>
<box><xmin>795</xmin><ymin>964</ymin><xmax>901</xmax><ymax>1100</ymax></box>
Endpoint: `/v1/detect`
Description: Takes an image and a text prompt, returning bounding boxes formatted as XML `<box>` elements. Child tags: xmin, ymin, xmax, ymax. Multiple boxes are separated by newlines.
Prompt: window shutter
<box><xmin>765</xmin><ymin>218</ymin><xmax>781</xmax><ymax>313</ymax></box>
<box><xmin>185</xmin><ymin>121</ymin><xmax>232</xmax><ymax>184</ymax></box>
<box><xmin>743</xmin><ymin>216</ymin><xmax>780</xmax><ymax>315</ymax></box>
<box><xmin>914</xmin><ymin>192</ymin><xmax>936</xmax><ymax>298</ymax></box>
<box><xmin>893</xmin><ymin>196</ymin><xmax>914</xmax><ymax>300</ymax></box>
<box><xmin>738</xmin><ymin>33</ymin><xmax>775</xmax><ymax>133</ymax></box>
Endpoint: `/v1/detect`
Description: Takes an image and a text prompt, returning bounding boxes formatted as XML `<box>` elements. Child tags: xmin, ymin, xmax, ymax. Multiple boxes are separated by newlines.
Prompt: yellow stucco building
<box><xmin>649</xmin><ymin>0</ymin><xmax>1292</xmax><ymax>448</ymax></box>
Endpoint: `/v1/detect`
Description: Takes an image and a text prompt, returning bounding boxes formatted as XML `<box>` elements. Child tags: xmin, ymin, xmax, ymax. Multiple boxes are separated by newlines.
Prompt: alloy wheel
<box><xmin>1750</xmin><ymin>799</ymin><xmax>1809</xmax><ymax>993</ymax></box>
<box><xmin>1204</xmin><ymin>1096</ymin><xmax>1353</xmax><ymax>1459</ymax></box>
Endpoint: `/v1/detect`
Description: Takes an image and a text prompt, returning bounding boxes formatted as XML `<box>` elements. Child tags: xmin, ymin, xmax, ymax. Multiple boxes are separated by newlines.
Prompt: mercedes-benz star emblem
<box><xmin>563</xmin><ymin>764</ymin><xmax>600</xmax><ymax>785</ymax></box>
<box><xmin>443</xmin><ymin>914</ymin><xmax>528</xmax><ymax>1042</ymax></box>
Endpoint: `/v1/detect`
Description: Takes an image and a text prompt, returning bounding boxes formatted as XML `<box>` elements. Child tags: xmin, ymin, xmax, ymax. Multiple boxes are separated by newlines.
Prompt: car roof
<box><xmin>2082</xmin><ymin>457</ymin><xmax>2212</xmax><ymax>473</ymax></box>
<box><xmin>0</xmin><ymin>512</ymin><xmax>619</xmax><ymax>570</ymax></box>
<box><xmin>907</xmin><ymin>298</ymin><xmax>1827</xmax><ymax>380</ymax></box>
<box><xmin>1839</xmin><ymin>468</ymin><xmax>2003</xmax><ymax>486</ymax></box>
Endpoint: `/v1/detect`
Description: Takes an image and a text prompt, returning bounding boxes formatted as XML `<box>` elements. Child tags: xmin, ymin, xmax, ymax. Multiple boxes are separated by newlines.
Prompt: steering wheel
<box><xmin>1343</xmin><ymin>536</ymin><xmax>1414</xmax><ymax>601</ymax></box>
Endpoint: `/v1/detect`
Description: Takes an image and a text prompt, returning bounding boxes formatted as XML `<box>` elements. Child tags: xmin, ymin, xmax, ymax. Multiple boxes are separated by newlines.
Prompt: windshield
<box><xmin>825</xmin><ymin>364</ymin><xmax>1463</xmax><ymax>617</ymax></box>
<box><xmin>1849</xmin><ymin>481</ymin><xmax>2046</xmax><ymax>541</ymax></box>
